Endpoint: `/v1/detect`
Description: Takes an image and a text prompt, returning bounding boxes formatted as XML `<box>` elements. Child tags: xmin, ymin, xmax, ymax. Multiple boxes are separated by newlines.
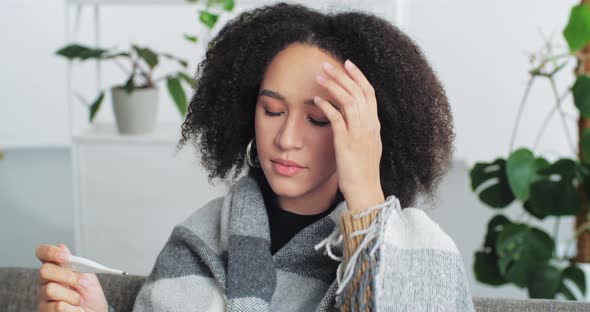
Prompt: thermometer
<box><xmin>60</xmin><ymin>255</ymin><xmax>128</xmax><ymax>275</ymax></box>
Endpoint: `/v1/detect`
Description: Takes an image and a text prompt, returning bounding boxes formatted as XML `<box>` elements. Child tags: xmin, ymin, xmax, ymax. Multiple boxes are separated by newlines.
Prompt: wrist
<box><xmin>345</xmin><ymin>189</ymin><xmax>385</xmax><ymax>213</ymax></box>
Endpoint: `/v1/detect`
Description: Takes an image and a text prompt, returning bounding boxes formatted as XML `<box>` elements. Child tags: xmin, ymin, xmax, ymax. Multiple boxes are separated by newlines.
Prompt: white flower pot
<box><xmin>111</xmin><ymin>87</ymin><xmax>159</xmax><ymax>135</ymax></box>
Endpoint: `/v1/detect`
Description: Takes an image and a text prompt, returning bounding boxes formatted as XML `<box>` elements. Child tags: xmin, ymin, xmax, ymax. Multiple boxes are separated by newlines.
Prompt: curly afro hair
<box><xmin>177</xmin><ymin>2</ymin><xmax>455</xmax><ymax>208</ymax></box>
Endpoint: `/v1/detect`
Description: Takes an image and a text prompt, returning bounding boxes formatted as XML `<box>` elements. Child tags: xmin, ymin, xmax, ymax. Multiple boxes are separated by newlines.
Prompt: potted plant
<box><xmin>55</xmin><ymin>43</ymin><xmax>195</xmax><ymax>135</ymax></box>
<box><xmin>55</xmin><ymin>0</ymin><xmax>235</xmax><ymax>135</ymax></box>
<box><xmin>470</xmin><ymin>2</ymin><xmax>590</xmax><ymax>300</ymax></box>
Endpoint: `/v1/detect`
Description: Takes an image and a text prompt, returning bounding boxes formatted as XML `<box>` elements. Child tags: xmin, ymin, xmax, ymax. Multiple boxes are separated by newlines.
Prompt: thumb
<box><xmin>59</xmin><ymin>244</ymin><xmax>72</xmax><ymax>257</ymax></box>
<box><xmin>80</xmin><ymin>272</ymin><xmax>100</xmax><ymax>284</ymax></box>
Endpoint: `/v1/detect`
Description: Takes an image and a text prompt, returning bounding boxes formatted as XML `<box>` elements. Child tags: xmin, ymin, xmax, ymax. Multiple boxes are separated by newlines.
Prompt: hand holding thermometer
<box><xmin>59</xmin><ymin>255</ymin><xmax>128</xmax><ymax>275</ymax></box>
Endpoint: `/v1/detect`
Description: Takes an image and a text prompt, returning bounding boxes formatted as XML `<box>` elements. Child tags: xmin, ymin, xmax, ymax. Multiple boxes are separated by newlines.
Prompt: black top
<box><xmin>249</xmin><ymin>169</ymin><xmax>344</xmax><ymax>255</ymax></box>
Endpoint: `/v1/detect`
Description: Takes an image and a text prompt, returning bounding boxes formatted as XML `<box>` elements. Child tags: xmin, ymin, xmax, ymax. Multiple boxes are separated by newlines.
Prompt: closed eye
<box><xmin>263</xmin><ymin>108</ymin><xmax>330</xmax><ymax>127</ymax></box>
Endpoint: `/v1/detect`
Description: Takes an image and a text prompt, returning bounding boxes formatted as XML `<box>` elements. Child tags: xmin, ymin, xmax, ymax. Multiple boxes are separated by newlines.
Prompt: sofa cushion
<box><xmin>2</xmin><ymin>266</ymin><xmax>590</xmax><ymax>311</ymax></box>
<box><xmin>0</xmin><ymin>266</ymin><xmax>145</xmax><ymax>312</ymax></box>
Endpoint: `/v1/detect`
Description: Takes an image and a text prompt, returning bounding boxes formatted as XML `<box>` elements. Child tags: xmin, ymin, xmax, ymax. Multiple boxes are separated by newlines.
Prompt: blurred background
<box><xmin>2</xmin><ymin>0</ymin><xmax>588</xmax><ymax>302</ymax></box>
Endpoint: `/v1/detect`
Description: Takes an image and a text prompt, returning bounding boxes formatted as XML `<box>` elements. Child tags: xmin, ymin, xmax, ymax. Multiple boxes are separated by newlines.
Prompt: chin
<box><xmin>261</xmin><ymin>164</ymin><xmax>307</xmax><ymax>198</ymax></box>
<box><xmin>267</xmin><ymin>175</ymin><xmax>307</xmax><ymax>198</ymax></box>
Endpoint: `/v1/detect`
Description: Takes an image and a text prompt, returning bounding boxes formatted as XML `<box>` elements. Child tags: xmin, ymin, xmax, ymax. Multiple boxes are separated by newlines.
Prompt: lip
<box><xmin>271</xmin><ymin>158</ymin><xmax>305</xmax><ymax>168</ymax></box>
<box><xmin>272</xmin><ymin>161</ymin><xmax>305</xmax><ymax>177</ymax></box>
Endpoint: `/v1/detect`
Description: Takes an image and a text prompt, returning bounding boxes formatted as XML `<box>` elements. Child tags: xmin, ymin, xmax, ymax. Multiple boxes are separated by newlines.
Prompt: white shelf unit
<box><xmin>62</xmin><ymin>0</ymin><xmax>228</xmax><ymax>272</ymax></box>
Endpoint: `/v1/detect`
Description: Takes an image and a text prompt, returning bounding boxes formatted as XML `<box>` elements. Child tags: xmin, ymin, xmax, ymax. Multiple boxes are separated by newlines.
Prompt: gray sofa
<box><xmin>2</xmin><ymin>267</ymin><xmax>590</xmax><ymax>311</ymax></box>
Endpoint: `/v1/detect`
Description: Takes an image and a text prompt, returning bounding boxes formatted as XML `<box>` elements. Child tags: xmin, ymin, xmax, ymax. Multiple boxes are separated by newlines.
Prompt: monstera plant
<box><xmin>470</xmin><ymin>2</ymin><xmax>590</xmax><ymax>300</ymax></box>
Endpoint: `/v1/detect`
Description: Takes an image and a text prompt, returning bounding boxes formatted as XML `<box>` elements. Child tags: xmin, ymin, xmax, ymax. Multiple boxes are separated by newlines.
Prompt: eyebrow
<box><xmin>258</xmin><ymin>89</ymin><xmax>316</xmax><ymax>107</ymax></box>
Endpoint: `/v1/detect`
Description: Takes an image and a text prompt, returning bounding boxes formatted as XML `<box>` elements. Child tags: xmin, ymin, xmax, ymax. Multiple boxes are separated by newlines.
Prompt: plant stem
<box><xmin>560</xmin><ymin>220</ymin><xmax>590</xmax><ymax>260</ymax></box>
<box><xmin>575</xmin><ymin>220</ymin><xmax>590</xmax><ymax>238</ymax></box>
<box><xmin>533</xmin><ymin>105</ymin><xmax>558</xmax><ymax>150</ymax></box>
<box><xmin>153</xmin><ymin>74</ymin><xmax>172</xmax><ymax>84</ymax></box>
<box><xmin>73</xmin><ymin>91</ymin><xmax>89</xmax><ymax>107</ymax></box>
<box><xmin>129</xmin><ymin>49</ymin><xmax>152</xmax><ymax>87</ymax></box>
<box><xmin>509</xmin><ymin>77</ymin><xmax>536</xmax><ymax>153</ymax></box>
<box><xmin>549</xmin><ymin>77</ymin><xmax>576</xmax><ymax>154</ymax></box>
<box><xmin>112</xmin><ymin>58</ymin><xmax>131</xmax><ymax>75</ymax></box>
<box><xmin>553</xmin><ymin>217</ymin><xmax>561</xmax><ymax>258</ymax></box>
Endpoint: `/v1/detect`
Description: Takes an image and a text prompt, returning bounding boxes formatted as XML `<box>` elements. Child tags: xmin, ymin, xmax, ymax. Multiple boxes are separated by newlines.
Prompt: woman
<box><xmin>35</xmin><ymin>3</ymin><xmax>475</xmax><ymax>311</ymax></box>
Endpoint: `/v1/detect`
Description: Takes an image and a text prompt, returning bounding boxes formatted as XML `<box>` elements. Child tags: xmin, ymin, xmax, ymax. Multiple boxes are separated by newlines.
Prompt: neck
<box><xmin>276</xmin><ymin>173</ymin><xmax>340</xmax><ymax>216</ymax></box>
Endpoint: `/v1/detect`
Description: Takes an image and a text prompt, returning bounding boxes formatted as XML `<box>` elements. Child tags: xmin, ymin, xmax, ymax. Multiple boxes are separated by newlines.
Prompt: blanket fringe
<box><xmin>314</xmin><ymin>195</ymin><xmax>404</xmax><ymax>310</ymax></box>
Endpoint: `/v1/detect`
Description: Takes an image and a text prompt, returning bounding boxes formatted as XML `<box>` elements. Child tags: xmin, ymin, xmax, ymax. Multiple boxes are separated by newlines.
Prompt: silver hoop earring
<box><xmin>246</xmin><ymin>137</ymin><xmax>261</xmax><ymax>168</ymax></box>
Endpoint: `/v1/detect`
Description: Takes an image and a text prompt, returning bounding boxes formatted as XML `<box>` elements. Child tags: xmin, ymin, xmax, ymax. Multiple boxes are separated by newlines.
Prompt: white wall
<box><xmin>1</xmin><ymin>0</ymin><xmax>582</xmax><ymax>163</ymax></box>
<box><xmin>1</xmin><ymin>0</ymin><xmax>586</xmax><ymax>301</ymax></box>
<box><xmin>402</xmin><ymin>0</ymin><xmax>581</xmax><ymax>164</ymax></box>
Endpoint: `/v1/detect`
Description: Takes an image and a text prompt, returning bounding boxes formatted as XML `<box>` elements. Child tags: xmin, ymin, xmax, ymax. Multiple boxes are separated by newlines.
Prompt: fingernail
<box><xmin>316</xmin><ymin>75</ymin><xmax>326</xmax><ymax>84</ymax></box>
<box><xmin>58</xmin><ymin>251</ymin><xmax>69</xmax><ymax>262</ymax></box>
<box><xmin>78</xmin><ymin>275</ymin><xmax>90</xmax><ymax>289</ymax></box>
<box><xmin>345</xmin><ymin>59</ymin><xmax>356</xmax><ymax>69</ymax></box>
<box><xmin>322</xmin><ymin>62</ymin><xmax>333</xmax><ymax>71</ymax></box>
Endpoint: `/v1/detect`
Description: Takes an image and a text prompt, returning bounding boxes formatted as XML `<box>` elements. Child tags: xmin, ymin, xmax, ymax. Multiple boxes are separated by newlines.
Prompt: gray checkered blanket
<box><xmin>125</xmin><ymin>173</ymin><xmax>475</xmax><ymax>311</ymax></box>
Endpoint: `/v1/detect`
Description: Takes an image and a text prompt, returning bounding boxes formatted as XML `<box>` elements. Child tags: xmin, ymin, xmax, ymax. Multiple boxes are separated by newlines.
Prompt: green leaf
<box><xmin>167</xmin><ymin>77</ymin><xmax>188</xmax><ymax>116</ymax></box>
<box><xmin>89</xmin><ymin>91</ymin><xmax>104</xmax><ymax>123</ymax></box>
<box><xmin>474</xmin><ymin>251</ymin><xmax>507</xmax><ymax>286</ymax></box>
<box><xmin>582</xmin><ymin>128</ymin><xmax>590</xmax><ymax>165</ymax></box>
<box><xmin>563</xmin><ymin>3</ymin><xmax>590</xmax><ymax>52</ymax></box>
<box><xmin>558</xmin><ymin>283</ymin><xmax>577</xmax><ymax>300</ymax></box>
<box><xmin>580</xmin><ymin>164</ymin><xmax>590</xmax><ymax>196</ymax></box>
<box><xmin>562</xmin><ymin>265</ymin><xmax>586</xmax><ymax>296</ymax></box>
<box><xmin>177</xmin><ymin>72</ymin><xmax>197</xmax><ymax>89</ymax></box>
<box><xmin>470</xmin><ymin>159</ymin><xmax>515</xmax><ymax>208</ymax></box>
<box><xmin>529</xmin><ymin>159</ymin><xmax>581</xmax><ymax>216</ymax></box>
<box><xmin>523</xmin><ymin>200</ymin><xmax>548</xmax><ymax>220</ymax></box>
<box><xmin>101</xmin><ymin>52</ymin><xmax>130</xmax><ymax>59</ymax></box>
<box><xmin>132</xmin><ymin>45</ymin><xmax>159</xmax><ymax>69</ymax></box>
<box><xmin>506</xmin><ymin>148</ymin><xmax>549</xmax><ymax>201</ymax></box>
<box><xmin>484</xmin><ymin>214</ymin><xmax>511</xmax><ymax>251</ymax></box>
<box><xmin>161</xmin><ymin>53</ymin><xmax>188</xmax><ymax>68</ymax></box>
<box><xmin>222</xmin><ymin>0</ymin><xmax>234</xmax><ymax>11</ymax></box>
<box><xmin>496</xmin><ymin>223</ymin><xmax>554</xmax><ymax>287</ymax></box>
<box><xmin>183</xmin><ymin>34</ymin><xmax>199</xmax><ymax>43</ymax></box>
<box><xmin>528</xmin><ymin>265</ymin><xmax>561</xmax><ymax>299</ymax></box>
<box><xmin>537</xmin><ymin>158</ymin><xmax>578</xmax><ymax>179</ymax></box>
<box><xmin>199</xmin><ymin>10</ymin><xmax>219</xmax><ymax>29</ymax></box>
<box><xmin>474</xmin><ymin>214</ymin><xmax>511</xmax><ymax>286</ymax></box>
<box><xmin>573</xmin><ymin>75</ymin><xmax>590</xmax><ymax>118</ymax></box>
<box><xmin>55</xmin><ymin>44</ymin><xmax>108</xmax><ymax>60</ymax></box>
<box><xmin>530</xmin><ymin>180</ymin><xmax>580</xmax><ymax>216</ymax></box>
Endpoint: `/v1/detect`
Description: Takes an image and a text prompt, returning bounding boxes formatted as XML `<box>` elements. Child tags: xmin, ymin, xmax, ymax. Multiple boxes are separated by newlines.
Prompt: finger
<box><xmin>313</xmin><ymin>95</ymin><xmax>348</xmax><ymax>138</ymax></box>
<box><xmin>344</xmin><ymin>59</ymin><xmax>378</xmax><ymax>116</ymax></box>
<box><xmin>321</xmin><ymin>62</ymin><xmax>365</xmax><ymax>104</ymax></box>
<box><xmin>39</xmin><ymin>282</ymin><xmax>84</xmax><ymax>307</ymax></box>
<box><xmin>60</xmin><ymin>244</ymin><xmax>72</xmax><ymax>256</ymax></box>
<box><xmin>39</xmin><ymin>300</ymin><xmax>83</xmax><ymax>312</ymax></box>
<box><xmin>39</xmin><ymin>262</ymin><xmax>82</xmax><ymax>289</ymax></box>
<box><xmin>316</xmin><ymin>74</ymin><xmax>359</xmax><ymax>130</ymax></box>
<box><xmin>36</xmin><ymin>244</ymin><xmax>70</xmax><ymax>264</ymax></box>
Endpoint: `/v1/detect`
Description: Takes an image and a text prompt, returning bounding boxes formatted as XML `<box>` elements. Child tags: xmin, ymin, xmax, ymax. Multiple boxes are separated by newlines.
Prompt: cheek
<box><xmin>307</xmin><ymin>132</ymin><xmax>336</xmax><ymax>169</ymax></box>
<box><xmin>254</xmin><ymin>107</ymin><xmax>279</xmax><ymax>155</ymax></box>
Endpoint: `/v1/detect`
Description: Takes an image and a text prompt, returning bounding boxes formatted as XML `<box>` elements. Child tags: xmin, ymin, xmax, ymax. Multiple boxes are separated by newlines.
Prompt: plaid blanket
<box><xmin>124</xmin><ymin>173</ymin><xmax>475</xmax><ymax>311</ymax></box>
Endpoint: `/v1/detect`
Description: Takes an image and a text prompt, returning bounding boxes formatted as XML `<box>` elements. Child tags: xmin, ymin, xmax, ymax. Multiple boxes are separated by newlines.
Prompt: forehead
<box><xmin>260</xmin><ymin>43</ymin><xmax>343</xmax><ymax>106</ymax></box>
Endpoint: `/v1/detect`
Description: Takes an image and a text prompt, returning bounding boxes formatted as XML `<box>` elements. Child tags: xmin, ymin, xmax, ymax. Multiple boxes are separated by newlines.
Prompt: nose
<box><xmin>275</xmin><ymin>113</ymin><xmax>303</xmax><ymax>151</ymax></box>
